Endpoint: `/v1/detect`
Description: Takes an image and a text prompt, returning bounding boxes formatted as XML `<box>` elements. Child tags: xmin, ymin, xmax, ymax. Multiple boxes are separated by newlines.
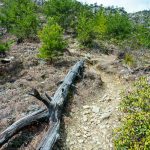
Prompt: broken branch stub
<box><xmin>29</xmin><ymin>89</ymin><xmax>52</xmax><ymax>115</ymax></box>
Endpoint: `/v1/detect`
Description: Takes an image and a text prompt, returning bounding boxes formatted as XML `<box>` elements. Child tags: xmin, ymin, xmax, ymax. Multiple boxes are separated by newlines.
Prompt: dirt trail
<box><xmin>58</xmin><ymin>36</ymin><xmax>131</xmax><ymax>150</ymax></box>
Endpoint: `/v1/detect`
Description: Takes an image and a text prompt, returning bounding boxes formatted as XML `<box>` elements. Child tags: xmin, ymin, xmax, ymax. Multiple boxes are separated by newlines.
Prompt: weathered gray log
<box><xmin>132</xmin><ymin>65</ymin><xmax>150</xmax><ymax>74</ymax></box>
<box><xmin>0</xmin><ymin>88</ymin><xmax>51</xmax><ymax>146</ymax></box>
<box><xmin>37</xmin><ymin>121</ymin><xmax>60</xmax><ymax>150</ymax></box>
<box><xmin>37</xmin><ymin>60</ymin><xmax>84</xmax><ymax>150</ymax></box>
<box><xmin>0</xmin><ymin>60</ymin><xmax>84</xmax><ymax>149</ymax></box>
<box><xmin>0</xmin><ymin>109</ymin><xmax>48</xmax><ymax>146</ymax></box>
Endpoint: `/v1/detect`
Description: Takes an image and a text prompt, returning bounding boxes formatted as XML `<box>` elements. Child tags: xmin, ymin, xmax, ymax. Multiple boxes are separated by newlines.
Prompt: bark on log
<box><xmin>37</xmin><ymin>121</ymin><xmax>60</xmax><ymax>150</ymax></box>
<box><xmin>0</xmin><ymin>109</ymin><xmax>48</xmax><ymax>146</ymax></box>
<box><xmin>0</xmin><ymin>60</ymin><xmax>84</xmax><ymax>149</ymax></box>
<box><xmin>132</xmin><ymin>65</ymin><xmax>150</xmax><ymax>74</ymax></box>
<box><xmin>37</xmin><ymin>60</ymin><xmax>84</xmax><ymax>150</ymax></box>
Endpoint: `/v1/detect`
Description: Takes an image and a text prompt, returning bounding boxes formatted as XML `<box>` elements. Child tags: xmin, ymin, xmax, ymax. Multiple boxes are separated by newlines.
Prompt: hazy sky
<box><xmin>78</xmin><ymin>0</ymin><xmax>150</xmax><ymax>13</ymax></box>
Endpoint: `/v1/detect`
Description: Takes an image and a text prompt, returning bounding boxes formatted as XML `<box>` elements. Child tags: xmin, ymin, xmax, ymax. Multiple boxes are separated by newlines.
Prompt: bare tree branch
<box><xmin>29</xmin><ymin>89</ymin><xmax>52</xmax><ymax>114</ymax></box>
<box><xmin>0</xmin><ymin>109</ymin><xmax>48</xmax><ymax>146</ymax></box>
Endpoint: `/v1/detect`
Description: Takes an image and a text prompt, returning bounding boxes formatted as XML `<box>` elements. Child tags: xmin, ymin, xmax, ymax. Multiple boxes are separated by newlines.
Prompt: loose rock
<box><xmin>92</xmin><ymin>106</ymin><xmax>100</xmax><ymax>113</ymax></box>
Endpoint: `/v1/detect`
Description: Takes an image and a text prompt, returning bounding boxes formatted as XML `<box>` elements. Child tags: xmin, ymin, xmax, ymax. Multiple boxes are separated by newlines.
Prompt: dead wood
<box><xmin>0</xmin><ymin>109</ymin><xmax>48</xmax><ymax>146</ymax></box>
<box><xmin>132</xmin><ymin>65</ymin><xmax>150</xmax><ymax>74</ymax></box>
<box><xmin>0</xmin><ymin>60</ymin><xmax>84</xmax><ymax>150</ymax></box>
<box><xmin>37</xmin><ymin>60</ymin><xmax>84</xmax><ymax>150</ymax></box>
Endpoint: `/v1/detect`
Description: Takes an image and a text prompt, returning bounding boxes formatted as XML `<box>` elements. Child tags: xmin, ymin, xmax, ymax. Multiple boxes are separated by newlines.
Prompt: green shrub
<box><xmin>120</xmin><ymin>25</ymin><xmax>150</xmax><ymax>50</ymax></box>
<box><xmin>43</xmin><ymin>0</ymin><xmax>79</xmax><ymax>30</ymax></box>
<box><xmin>77</xmin><ymin>11</ymin><xmax>95</xmax><ymax>47</ymax></box>
<box><xmin>94</xmin><ymin>8</ymin><xmax>107</xmax><ymax>39</ymax></box>
<box><xmin>114</xmin><ymin>77</ymin><xmax>150</xmax><ymax>150</ymax></box>
<box><xmin>134</xmin><ymin>25</ymin><xmax>150</xmax><ymax>48</ymax></box>
<box><xmin>106</xmin><ymin>12</ymin><xmax>132</xmax><ymax>40</ymax></box>
<box><xmin>120</xmin><ymin>77</ymin><xmax>150</xmax><ymax>113</ymax></box>
<box><xmin>38</xmin><ymin>18</ymin><xmax>67</xmax><ymax>60</ymax></box>
<box><xmin>123</xmin><ymin>53</ymin><xmax>136</xmax><ymax>67</ymax></box>
<box><xmin>0</xmin><ymin>41</ymin><xmax>10</xmax><ymax>53</ymax></box>
<box><xmin>0</xmin><ymin>0</ymin><xmax>39</xmax><ymax>39</ymax></box>
<box><xmin>114</xmin><ymin>112</ymin><xmax>150</xmax><ymax>150</ymax></box>
<box><xmin>118</xmin><ymin>35</ymin><xmax>140</xmax><ymax>51</ymax></box>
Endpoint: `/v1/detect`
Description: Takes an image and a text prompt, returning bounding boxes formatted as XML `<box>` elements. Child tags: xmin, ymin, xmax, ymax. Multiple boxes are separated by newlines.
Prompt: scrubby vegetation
<box><xmin>0</xmin><ymin>0</ymin><xmax>39</xmax><ymax>40</ymax></box>
<box><xmin>123</xmin><ymin>53</ymin><xmax>136</xmax><ymax>67</ymax></box>
<box><xmin>0</xmin><ymin>0</ymin><xmax>150</xmax><ymax>149</ymax></box>
<box><xmin>0</xmin><ymin>0</ymin><xmax>149</xmax><ymax>60</ymax></box>
<box><xmin>114</xmin><ymin>77</ymin><xmax>150</xmax><ymax>149</ymax></box>
<box><xmin>38</xmin><ymin>18</ymin><xmax>67</xmax><ymax>60</ymax></box>
<box><xmin>77</xmin><ymin>10</ymin><xmax>95</xmax><ymax>47</ymax></box>
<box><xmin>0</xmin><ymin>42</ymin><xmax>9</xmax><ymax>53</ymax></box>
<box><xmin>43</xmin><ymin>0</ymin><xmax>80</xmax><ymax>30</ymax></box>
<box><xmin>0</xmin><ymin>40</ymin><xmax>13</xmax><ymax>54</ymax></box>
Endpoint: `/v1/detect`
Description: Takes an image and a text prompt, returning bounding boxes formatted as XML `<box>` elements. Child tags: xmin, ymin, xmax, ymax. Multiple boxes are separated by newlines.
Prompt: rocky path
<box><xmin>57</xmin><ymin>36</ymin><xmax>131</xmax><ymax>150</ymax></box>
<box><xmin>61</xmin><ymin>62</ymin><xmax>129</xmax><ymax>150</ymax></box>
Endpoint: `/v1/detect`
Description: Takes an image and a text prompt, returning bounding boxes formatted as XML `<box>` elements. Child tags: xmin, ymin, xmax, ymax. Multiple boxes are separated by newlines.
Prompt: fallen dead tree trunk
<box><xmin>37</xmin><ymin>60</ymin><xmax>84</xmax><ymax>150</ymax></box>
<box><xmin>0</xmin><ymin>60</ymin><xmax>84</xmax><ymax>149</ymax></box>
<box><xmin>37</xmin><ymin>121</ymin><xmax>60</xmax><ymax>150</ymax></box>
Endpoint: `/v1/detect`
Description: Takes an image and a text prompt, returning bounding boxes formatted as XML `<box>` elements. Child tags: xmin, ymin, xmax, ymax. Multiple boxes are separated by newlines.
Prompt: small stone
<box><xmin>70</xmin><ymin>141</ymin><xmax>75</xmax><ymax>145</ymax></box>
<box><xmin>83</xmin><ymin>126</ymin><xmax>88</xmax><ymax>131</ymax></box>
<box><xmin>83</xmin><ymin>105</ymin><xmax>90</xmax><ymax>109</ymax></box>
<box><xmin>100</xmin><ymin>112</ymin><xmax>111</xmax><ymax>120</ymax></box>
<box><xmin>75</xmin><ymin>133</ymin><xmax>81</xmax><ymax>137</ymax></box>
<box><xmin>66</xmin><ymin>139</ymin><xmax>69</xmax><ymax>142</ymax></box>
<box><xmin>83</xmin><ymin>110</ymin><xmax>90</xmax><ymax>114</ymax></box>
<box><xmin>83</xmin><ymin>130</ymin><xmax>88</xmax><ymax>134</ymax></box>
<box><xmin>78</xmin><ymin>139</ymin><xmax>84</xmax><ymax>143</ymax></box>
<box><xmin>83</xmin><ymin>116</ymin><xmax>88</xmax><ymax>122</ymax></box>
<box><xmin>26</xmin><ymin>76</ymin><xmax>33</xmax><ymax>81</ymax></box>
<box><xmin>102</xmin><ymin>94</ymin><xmax>108</xmax><ymax>100</ymax></box>
<box><xmin>99</xmin><ymin>125</ymin><xmax>106</xmax><ymax>129</ymax></box>
<box><xmin>97</xmin><ymin>119</ymin><xmax>101</xmax><ymax>124</ymax></box>
<box><xmin>109</xmin><ymin>143</ymin><xmax>113</xmax><ymax>148</ymax></box>
<box><xmin>86</xmin><ymin>133</ymin><xmax>91</xmax><ymax>137</ymax></box>
<box><xmin>92</xmin><ymin>106</ymin><xmax>100</xmax><ymax>113</ymax></box>
<box><xmin>85</xmin><ymin>53</ymin><xmax>91</xmax><ymax>59</ymax></box>
<box><xmin>83</xmin><ymin>134</ymin><xmax>87</xmax><ymax>138</ymax></box>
